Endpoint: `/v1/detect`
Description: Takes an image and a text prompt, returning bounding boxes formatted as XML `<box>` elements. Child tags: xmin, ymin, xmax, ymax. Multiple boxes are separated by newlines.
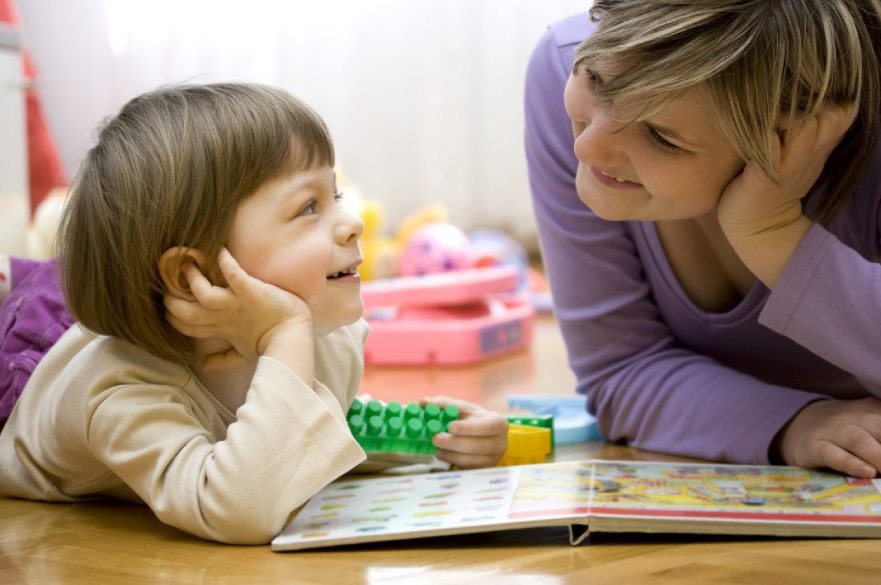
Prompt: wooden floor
<box><xmin>2</xmin><ymin>316</ymin><xmax>880</xmax><ymax>584</ymax></box>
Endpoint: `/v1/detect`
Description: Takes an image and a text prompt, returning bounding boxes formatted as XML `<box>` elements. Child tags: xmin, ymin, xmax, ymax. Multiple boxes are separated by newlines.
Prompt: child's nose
<box><xmin>336</xmin><ymin>211</ymin><xmax>364</xmax><ymax>244</ymax></box>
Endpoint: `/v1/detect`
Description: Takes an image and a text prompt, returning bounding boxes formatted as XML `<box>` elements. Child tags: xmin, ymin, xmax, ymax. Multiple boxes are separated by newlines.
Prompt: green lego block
<box><xmin>506</xmin><ymin>414</ymin><xmax>555</xmax><ymax>451</ymax></box>
<box><xmin>347</xmin><ymin>399</ymin><xmax>460</xmax><ymax>456</ymax></box>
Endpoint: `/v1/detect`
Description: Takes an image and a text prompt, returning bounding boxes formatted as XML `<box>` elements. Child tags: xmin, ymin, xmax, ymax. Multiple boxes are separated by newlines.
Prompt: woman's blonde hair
<box><xmin>58</xmin><ymin>83</ymin><xmax>335</xmax><ymax>363</ymax></box>
<box><xmin>575</xmin><ymin>0</ymin><xmax>881</xmax><ymax>224</ymax></box>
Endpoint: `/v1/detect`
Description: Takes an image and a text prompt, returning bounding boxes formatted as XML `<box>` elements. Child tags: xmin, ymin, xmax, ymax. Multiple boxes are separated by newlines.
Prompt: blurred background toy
<box><xmin>358</xmin><ymin>199</ymin><xmax>401</xmax><ymax>281</ymax></box>
<box><xmin>361</xmin><ymin>265</ymin><xmax>534</xmax><ymax>366</ymax></box>
<box><xmin>397</xmin><ymin>220</ymin><xmax>472</xmax><ymax>277</ymax></box>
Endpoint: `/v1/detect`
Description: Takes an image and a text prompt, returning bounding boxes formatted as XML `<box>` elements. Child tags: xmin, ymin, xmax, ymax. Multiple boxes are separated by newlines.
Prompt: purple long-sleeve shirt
<box><xmin>525</xmin><ymin>14</ymin><xmax>881</xmax><ymax>464</ymax></box>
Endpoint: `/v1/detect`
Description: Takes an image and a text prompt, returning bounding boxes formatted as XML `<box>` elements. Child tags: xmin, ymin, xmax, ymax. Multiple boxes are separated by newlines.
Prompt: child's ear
<box><xmin>158</xmin><ymin>247</ymin><xmax>210</xmax><ymax>300</ymax></box>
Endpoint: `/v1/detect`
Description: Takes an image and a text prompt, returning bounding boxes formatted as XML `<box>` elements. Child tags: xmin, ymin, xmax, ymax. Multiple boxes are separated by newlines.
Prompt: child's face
<box><xmin>563</xmin><ymin>69</ymin><xmax>744</xmax><ymax>221</ymax></box>
<box><xmin>226</xmin><ymin>165</ymin><xmax>364</xmax><ymax>335</ymax></box>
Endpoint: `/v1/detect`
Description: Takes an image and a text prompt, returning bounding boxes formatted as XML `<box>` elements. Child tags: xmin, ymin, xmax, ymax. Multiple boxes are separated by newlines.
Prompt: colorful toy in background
<box><xmin>355</xmin><ymin>197</ymin><xmax>553</xmax><ymax>313</ymax></box>
<box><xmin>398</xmin><ymin>220</ymin><xmax>472</xmax><ymax>277</ymax></box>
<box><xmin>506</xmin><ymin>395</ymin><xmax>602</xmax><ymax>445</ymax></box>
<box><xmin>361</xmin><ymin>265</ymin><xmax>534</xmax><ymax>365</ymax></box>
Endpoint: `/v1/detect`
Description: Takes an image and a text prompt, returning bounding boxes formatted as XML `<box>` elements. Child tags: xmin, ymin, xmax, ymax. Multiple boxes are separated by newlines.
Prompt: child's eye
<box><xmin>647</xmin><ymin>126</ymin><xmax>684</xmax><ymax>154</ymax></box>
<box><xmin>333</xmin><ymin>191</ymin><xmax>345</xmax><ymax>203</ymax></box>
<box><xmin>298</xmin><ymin>200</ymin><xmax>318</xmax><ymax>216</ymax></box>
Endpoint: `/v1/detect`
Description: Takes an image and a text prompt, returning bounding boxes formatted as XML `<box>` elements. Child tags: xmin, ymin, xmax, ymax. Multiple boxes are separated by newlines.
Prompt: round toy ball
<box><xmin>398</xmin><ymin>221</ymin><xmax>472</xmax><ymax>276</ymax></box>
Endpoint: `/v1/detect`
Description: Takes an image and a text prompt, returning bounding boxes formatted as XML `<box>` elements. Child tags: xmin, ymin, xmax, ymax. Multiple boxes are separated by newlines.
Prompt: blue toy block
<box><xmin>506</xmin><ymin>395</ymin><xmax>602</xmax><ymax>445</ymax></box>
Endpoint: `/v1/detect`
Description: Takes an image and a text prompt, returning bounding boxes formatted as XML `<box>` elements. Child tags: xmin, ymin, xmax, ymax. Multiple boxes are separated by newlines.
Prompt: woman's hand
<box><xmin>164</xmin><ymin>247</ymin><xmax>312</xmax><ymax>371</ymax></box>
<box><xmin>774</xmin><ymin>397</ymin><xmax>881</xmax><ymax>478</ymax></box>
<box><xmin>717</xmin><ymin>102</ymin><xmax>857</xmax><ymax>287</ymax></box>
<box><xmin>422</xmin><ymin>396</ymin><xmax>508</xmax><ymax>468</ymax></box>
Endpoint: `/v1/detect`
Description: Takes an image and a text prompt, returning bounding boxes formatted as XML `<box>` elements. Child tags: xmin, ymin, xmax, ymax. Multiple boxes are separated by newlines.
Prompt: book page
<box><xmin>274</xmin><ymin>461</ymin><xmax>591</xmax><ymax>550</ymax></box>
<box><xmin>584</xmin><ymin>461</ymin><xmax>881</xmax><ymax>523</ymax></box>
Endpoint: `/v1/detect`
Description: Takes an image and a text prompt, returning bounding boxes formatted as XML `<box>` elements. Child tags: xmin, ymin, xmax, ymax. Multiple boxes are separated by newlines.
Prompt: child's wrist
<box><xmin>258</xmin><ymin>319</ymin><xmax>313</xmax><ymax>356</ymax></box>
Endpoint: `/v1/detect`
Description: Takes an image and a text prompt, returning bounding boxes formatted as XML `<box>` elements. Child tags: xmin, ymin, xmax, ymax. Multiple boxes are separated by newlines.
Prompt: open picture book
<box><xmin>272</xmin><ymin>459</ymin><xmax>881</xmax><ymax>552</ymax></box>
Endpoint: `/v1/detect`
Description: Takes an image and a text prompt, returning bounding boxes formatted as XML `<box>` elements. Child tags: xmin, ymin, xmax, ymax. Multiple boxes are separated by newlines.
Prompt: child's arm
<box><xmin>420</xmin><ymin>396</ymin><xmax>508</xmax><ymax>468</ymax></box>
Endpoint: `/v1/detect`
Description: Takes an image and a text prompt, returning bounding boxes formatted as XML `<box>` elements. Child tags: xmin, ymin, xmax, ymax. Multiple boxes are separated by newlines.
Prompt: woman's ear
<box><xmin>158</xmin><ymin>247</ymin><xmax>210</xmax><ymax>300</ymax></box>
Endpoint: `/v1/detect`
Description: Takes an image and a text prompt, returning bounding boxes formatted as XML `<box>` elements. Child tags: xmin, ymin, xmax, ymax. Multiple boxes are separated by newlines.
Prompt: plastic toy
<box><xmin>346</xmin><ymin>398</ymin><xmax>459</xmax><ymax>456</ymax></box>
<box><xmin>506</xmin><ymin>395</ymin><xmax>602</xmax><ymax>444</ymax></box>
<box><xmin>359</xmin><ymin>200</ymin><xmax>401</xmax><ymax>281</ymax></box>
<box><xmin>498</xmin><ymin>424</ymin><xmax>553</xmax><ymax>466</ymax></box>
<box><xmin>361</xmin><ymin>265</ymin><xmax>534</xmax><ymax>365</ymax></box>
<box><xmin>506</xmin><ymin>414</ymin><xmax>555</xmax><ymax>448</ymax></box>
<box><xmin>397</xmin><ymin>221</ymin><xmax>473</xmax><ymax>277</ymax></box>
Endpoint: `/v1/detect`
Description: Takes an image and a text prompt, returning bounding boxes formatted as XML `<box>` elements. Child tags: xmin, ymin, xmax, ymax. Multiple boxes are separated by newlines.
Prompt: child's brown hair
<box><xmin>59</xmin><ymin>83</ymin><xmax>335</xmax><ymax>362</ymax></box>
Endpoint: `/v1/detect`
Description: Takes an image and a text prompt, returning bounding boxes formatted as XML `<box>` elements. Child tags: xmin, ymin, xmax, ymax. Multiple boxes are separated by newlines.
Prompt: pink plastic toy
<box><xmin>397</xmin><ymin>222</ymin><xmax>472</xmax><ymax>277</ymax></box>
<box><xmin>361</xmin><ymin>266</ymin><xmax>534</xmax><ymax>365</ymax></box>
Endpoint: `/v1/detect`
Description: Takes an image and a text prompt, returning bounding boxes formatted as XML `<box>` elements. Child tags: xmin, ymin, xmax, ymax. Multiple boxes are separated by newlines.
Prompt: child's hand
<box><xmin>775</xmin><ymin>397</ymin><xmax>881</xmax><ymax>478</ymax></box>
<box><xmin>422</xmin><ymin>396</ymin><xmax>508</xmax><ymax>468</ymax></box>
<box><xmin>164</xmin><ymin>248</ymin><xmax>312</xmax><ymax>371</ymax></box>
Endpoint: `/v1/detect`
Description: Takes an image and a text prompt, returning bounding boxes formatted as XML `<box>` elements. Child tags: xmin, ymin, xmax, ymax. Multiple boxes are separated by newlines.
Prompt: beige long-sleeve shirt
<box><xmin>0</xmin><ymin>321</ymin><xmax>368</xmax><ymax>544</ymax></box>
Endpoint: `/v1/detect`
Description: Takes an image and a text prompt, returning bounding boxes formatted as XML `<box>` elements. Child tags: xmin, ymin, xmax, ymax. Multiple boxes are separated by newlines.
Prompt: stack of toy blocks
<box><xmin>498</xmin><ymin>414</ymin><xmax>554</xmax><ymax>466</ymax></box>
<box><xmin>347</xmin><ymin>399</ymin><xmax>460</xmax><ymax>455</ymax></box>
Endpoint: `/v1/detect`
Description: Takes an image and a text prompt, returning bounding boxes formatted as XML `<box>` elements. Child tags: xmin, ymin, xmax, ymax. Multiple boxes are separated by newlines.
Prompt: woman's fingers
<box><xmin>815</xmin><ymin>440</ymin><xmax>877</xmax><ymax>479</ymax></box>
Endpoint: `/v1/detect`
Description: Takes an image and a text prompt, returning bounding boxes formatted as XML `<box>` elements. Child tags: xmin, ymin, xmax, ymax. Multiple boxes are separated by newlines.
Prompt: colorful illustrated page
<box><xmin>276</xmin><ymin>461</ymin><xmax>881</xmax><ymax>548</ymax></box>
<box><xmin>277</xmin><ymin>466</ymin><xmax>532</xmax><ymax>547</ymax></box>
<box><xmin>561</xmin><ymin>461</ymin><xmax>881</xmax><ymax>523</ymax></box>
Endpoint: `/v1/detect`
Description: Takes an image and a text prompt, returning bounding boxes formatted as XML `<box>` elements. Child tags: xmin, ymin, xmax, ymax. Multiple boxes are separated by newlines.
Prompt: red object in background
<box><xmin>1</xmin><ymin>0</ymin><xmax>67</xmax><ymax>218</ymax></box>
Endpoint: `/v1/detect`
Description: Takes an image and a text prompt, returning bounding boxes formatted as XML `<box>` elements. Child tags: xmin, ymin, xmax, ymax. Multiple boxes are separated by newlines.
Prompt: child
<box><xmin>526</xmin><ymin>1</ymin><xmax>881</xmax><ymax>477</ymax></box>
<box><xmin>0</xmin><ymin>83</ymin><xmax>508</xmax><ymax>544</ymax></box>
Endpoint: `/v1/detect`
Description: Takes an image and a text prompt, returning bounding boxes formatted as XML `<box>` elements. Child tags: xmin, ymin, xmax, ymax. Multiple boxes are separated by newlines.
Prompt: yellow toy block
<box><xmin>497</xmin><ymin>424</ymin><xmax>552</xmax><ymax>466</ymax></box>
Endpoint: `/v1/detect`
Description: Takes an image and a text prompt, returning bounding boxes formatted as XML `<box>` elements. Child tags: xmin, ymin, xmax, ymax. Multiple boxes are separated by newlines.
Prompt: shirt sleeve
<box><xmin>760</xmin><ymin>223</ymin><xmax>881</xmax><ymax>395</ymax></box>
<box><xmin>524</xmin><ymin>24</ymin><xmax>824</xmax><ymax>465</ymax></box>
<box><xmin>85</xmin><ymin>336</ymin><xmax>366</xmax><ymax>545</ymax></box>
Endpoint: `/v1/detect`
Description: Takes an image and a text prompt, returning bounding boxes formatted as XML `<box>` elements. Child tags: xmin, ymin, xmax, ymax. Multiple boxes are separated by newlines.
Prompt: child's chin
<box><xmin>315</xmin><ymin>308</ymin><xmax>364</xmax><ymax>336</ymax></box>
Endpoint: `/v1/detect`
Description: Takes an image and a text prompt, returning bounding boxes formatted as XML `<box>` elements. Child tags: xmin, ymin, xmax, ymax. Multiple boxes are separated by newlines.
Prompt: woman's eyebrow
<box><xmin>648</xmin><ymin>121</ymin><xmax>704</xmax><ymax>149</ymax></box>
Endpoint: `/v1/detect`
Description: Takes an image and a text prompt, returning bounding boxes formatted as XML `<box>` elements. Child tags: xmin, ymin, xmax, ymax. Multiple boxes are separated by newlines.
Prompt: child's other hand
<box><xmin>775</xmin><ymin>397</ymin><xmax>881</xmax><ymax>478</ymax></box>
<box><xmin>164</xmin><ymin>247</ymin><xmax>312</xmax><ymax>371</ymax></box>
<box><xmin>422</xmin><ymin>396</ymin><xmax>508</xmax><ymax>468</ymax></box>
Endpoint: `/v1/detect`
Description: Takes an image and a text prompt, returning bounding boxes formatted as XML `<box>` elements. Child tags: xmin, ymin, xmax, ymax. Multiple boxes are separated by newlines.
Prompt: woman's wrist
<box><xmin>722</xmin><ymin>214</ymin><xmax>812</xmax><ymax>289</ymax></box>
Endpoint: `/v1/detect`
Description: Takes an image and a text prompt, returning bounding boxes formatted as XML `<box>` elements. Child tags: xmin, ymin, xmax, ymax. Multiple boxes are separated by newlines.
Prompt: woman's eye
<box><xmin>584</xmin><ymin>66</ymin><xmax>601</xmax><ymax>86</ymax></box>
<box><xmin>647</xmin><ymin>127</ymin><xmax>684</xmax><ymax>154</ymax></box>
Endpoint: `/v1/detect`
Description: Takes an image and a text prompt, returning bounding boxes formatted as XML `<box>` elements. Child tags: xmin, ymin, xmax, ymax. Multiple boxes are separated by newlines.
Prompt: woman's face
<box><xmin>564</xmin><ymin>67</ymin><xmax>745</xmax><ymax>221</ymax></box>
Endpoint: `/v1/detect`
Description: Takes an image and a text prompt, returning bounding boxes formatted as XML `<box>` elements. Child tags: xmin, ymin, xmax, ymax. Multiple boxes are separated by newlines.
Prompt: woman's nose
<box><xmin>572</xmin><ymin>110</ymin><xmax>622</xmax><ymax>167</ymax></box>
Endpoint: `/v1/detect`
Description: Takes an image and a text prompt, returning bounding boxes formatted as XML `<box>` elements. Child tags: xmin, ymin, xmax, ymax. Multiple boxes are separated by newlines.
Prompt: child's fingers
<box><xmin>447</xmin><ymin>414</ymin><xmax>508</xmax><ymax>437</ymax></box>
<box><xmin>434</xmin><ymin>447</ymin><xmax>503</xmax><ymax>470</ymax></box>
<box><xmin>165</xmin><ymin>311</ymin><xmax>216</xmax><ymax>339</ymax></box>
<box><xmin>216</xmin><ymin>247</ymin><xmax>250</xmax><ymax>294</ymax></box>
<box><xmin>185</xmin><ymin>263</ymin><xmax>230</xmax><ymax>309</ymax></box>
<box><xmin>164</xmin><ymin>295</ymin><xmax>218</xmax><ymax>327</ymax></box>
<box><xmin>433</xmin><ymin>432</ymin><xmax>506</xmax><ymax>457</ymax></box>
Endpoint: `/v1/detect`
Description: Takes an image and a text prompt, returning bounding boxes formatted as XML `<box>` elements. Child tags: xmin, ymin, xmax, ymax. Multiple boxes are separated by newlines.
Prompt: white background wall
<box><xmin>17</xmin><ymin>0</ymin><xmax>589</xmax><ymax>248</ymax></box>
